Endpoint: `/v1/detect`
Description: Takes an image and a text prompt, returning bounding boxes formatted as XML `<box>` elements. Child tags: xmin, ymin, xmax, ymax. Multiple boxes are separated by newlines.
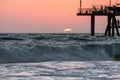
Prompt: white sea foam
<box><xmin>0</xmin><ymin>33</ymin><xmax>120</xmax><ymax>63</ymax></box>
<box><xmin>0</xmin><ymin>61</ymin><xmax>120</xmax><ymax>80</ymax></box>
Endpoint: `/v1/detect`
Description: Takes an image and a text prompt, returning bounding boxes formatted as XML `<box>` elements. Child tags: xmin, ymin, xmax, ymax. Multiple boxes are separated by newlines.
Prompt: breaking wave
<box><xmin>0</xmin><ymin>43</ymin><xmax>120</xmax><ymax>63</ymax></box>
<box><xmin>0</xmin><ymin>33</ymin><xmax>120</xmax><ymax>63</ymax></box>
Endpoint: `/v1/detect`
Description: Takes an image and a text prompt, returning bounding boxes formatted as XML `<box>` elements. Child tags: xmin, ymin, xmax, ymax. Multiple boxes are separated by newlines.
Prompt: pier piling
<box><xmin>91</xmin><ymin>15</ymin><xmax>95</xmax><ymax>36</ymax></box>
<box><xmin>77</xmin><ymin>0</ymin><xmax>120</xmax><ymax>36</ymax></box>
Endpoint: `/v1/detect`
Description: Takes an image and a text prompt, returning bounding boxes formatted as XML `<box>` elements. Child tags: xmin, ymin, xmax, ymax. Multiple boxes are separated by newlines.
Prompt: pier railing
<box><xmin>78</xmin><ymin>6</ymin><xmax>113</xmax><ymax>14</ymax></box>
<box><xmin>78</xmin><ymin>8</ymin><xmax>93</xmax><ymax>14</ymax></box>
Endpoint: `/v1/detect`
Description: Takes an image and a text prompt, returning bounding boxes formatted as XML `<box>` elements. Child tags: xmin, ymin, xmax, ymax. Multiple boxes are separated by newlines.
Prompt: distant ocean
<box><xmin>0</xmin><ymin>33</ymin><xmax>120</xmax><ymax>80</ymax></box>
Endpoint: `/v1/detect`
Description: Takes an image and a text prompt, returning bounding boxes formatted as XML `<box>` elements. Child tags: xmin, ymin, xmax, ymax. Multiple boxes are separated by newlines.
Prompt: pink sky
<box><xmin>0</xmin><ymin>0</ymin><xmax>119</xmax><ymax>33</ymax></box>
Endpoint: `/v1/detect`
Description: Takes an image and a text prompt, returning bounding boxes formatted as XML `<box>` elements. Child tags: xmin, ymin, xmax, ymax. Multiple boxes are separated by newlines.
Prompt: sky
<box><xmin>0</xmin><ymin>0</ymin><xmax>120</xmax><ymax>33</ymax></box>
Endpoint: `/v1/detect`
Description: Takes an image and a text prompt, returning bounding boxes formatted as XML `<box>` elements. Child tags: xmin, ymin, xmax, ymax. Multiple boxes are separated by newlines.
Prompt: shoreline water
<box><xmin>0</xmin><ymin>33</ymin><xmax>120</xmax><ymax>79</ymax></box>
<box><xmin>0</xmin><ymin>61</ymin><xmax>120</xmax><ymax>80</ymax></box>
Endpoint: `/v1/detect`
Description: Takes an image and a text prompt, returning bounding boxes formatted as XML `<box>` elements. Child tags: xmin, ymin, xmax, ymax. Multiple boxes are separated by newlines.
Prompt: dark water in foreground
<box><xmin>0</xmin><ymin>33</ymin><xmax>120</xmax><ymax>80</ymax></box>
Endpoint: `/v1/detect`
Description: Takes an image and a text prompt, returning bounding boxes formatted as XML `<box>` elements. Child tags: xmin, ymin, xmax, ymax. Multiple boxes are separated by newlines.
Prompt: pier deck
<box><xmin>77</xmin><ymin>8</ymin><xmax>120</xmax><ymax>36</ymax></box>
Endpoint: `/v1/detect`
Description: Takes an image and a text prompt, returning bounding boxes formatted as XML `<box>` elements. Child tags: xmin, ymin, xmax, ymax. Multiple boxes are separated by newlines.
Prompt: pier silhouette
<box><xmin>77</xmin><ymin>0</ymin><xmax>120</xmax><ymax>36</ymax></box>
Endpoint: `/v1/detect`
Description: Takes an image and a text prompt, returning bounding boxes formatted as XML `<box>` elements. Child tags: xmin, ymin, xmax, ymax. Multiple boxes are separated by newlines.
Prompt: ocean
<box><xmin>0</xmin><ymin>33</ymin><xmax>120</xmax><ymax>80</ymax></box>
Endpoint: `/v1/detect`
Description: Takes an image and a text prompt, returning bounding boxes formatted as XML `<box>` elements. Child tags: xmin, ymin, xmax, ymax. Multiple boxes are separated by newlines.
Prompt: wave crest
<box><xmin>0</xmin><ymin>43</ymin><xmax>120</xmax><ymax>63</ymax></box>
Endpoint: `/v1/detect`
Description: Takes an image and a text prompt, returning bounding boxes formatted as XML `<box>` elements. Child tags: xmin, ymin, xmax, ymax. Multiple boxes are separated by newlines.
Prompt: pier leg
<box><xmin>113</xmin><ymin>16</ymin><xmax>120</xmax><ymax>36</ymax></box>
<box><xmin>105</xmin><ymin>25</ymin><xmax>110</xmax><ymax>36</ymax></box>
<box><xmin>112</xmin><ymin>17</ymin><xmax>114</xmax><ymax>36</ymax></box>
<box><xmin>116</xmin><ymin>27</ymin><xmax>120</xmax><ymax>36</ymax></box>
<box><xmin>108</xmin><ymin>27</ymin><xmax>111</xmax><ymax>36</ymax></box>
<box><xmin>105</xmin><ymin>15</ymin><xmax>112</xmax><ymax>36</ymax></box>
<box><xmin>108</xmin><ymin>16</ymin><xmax>111</xmax><ymax>36</ymax></box>
<box><xmin>91</xmin><ymin>15</ymin><xmax>95</xmax><ymax>36</ymax></box>
<box><xmin>112</xmin><ymin>25</ymin><xmax>114</xmax><ymax>36</ymax></box>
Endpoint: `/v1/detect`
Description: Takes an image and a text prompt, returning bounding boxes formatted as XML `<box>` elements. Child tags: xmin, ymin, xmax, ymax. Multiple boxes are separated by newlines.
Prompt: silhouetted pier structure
<box><xmin>77</xmin><ymin>0</ymin><xmax>120</xmax><ymax>36</ymax></box>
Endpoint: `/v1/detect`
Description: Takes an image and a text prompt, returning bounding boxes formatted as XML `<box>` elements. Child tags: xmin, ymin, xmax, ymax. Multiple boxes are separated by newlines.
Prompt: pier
<box><xmin>77</xmin><ymin>0</ymin><xmax>120</xmax><ymax>36</ymax></box>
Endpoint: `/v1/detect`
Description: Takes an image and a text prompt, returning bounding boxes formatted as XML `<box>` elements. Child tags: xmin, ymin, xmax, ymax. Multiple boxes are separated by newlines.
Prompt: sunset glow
<box><xmin>64</xmin><ymin>28</ymin><xmax>72</xmax><ymax>32</ymax></box>
<box><xmin>0</xmin><ymin>0</ymin><xmax>120</xmax><ymax>33</ymax></box>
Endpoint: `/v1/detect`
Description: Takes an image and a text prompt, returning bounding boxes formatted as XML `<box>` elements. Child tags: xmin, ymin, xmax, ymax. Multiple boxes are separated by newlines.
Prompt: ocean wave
<box><xmin>0</xmin><ymin>33</ymin><xmax>120</xmax><ymax>63</ymax></box>
<box><xmin>0</xmin><ymin>43</ymin><xmax>120</xmax><ymax>63</ymax></box>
